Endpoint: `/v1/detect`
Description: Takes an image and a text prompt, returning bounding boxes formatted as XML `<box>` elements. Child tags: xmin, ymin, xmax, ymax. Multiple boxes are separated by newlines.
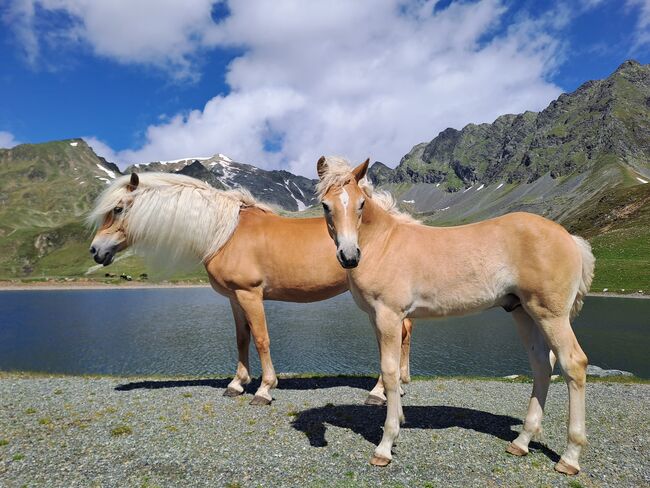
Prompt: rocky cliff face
<box><xmin>375</xmin><ymin>60</ymin><xmax>649</xmax><ymax>192</ymax></box>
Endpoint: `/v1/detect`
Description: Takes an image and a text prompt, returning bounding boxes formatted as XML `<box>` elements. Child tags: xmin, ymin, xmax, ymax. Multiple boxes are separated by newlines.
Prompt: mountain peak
<box><xmin>615</xmin><ymin>59</ymin><xmax>642</xmax><ymax>73</ymax></box>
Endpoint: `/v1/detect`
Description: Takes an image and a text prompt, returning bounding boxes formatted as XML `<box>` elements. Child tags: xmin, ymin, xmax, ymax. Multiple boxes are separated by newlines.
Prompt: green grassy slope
<box><xmin>564</xmin><ymin>183</ymin><xmax>650</xmax><ymax>292</ymax></box>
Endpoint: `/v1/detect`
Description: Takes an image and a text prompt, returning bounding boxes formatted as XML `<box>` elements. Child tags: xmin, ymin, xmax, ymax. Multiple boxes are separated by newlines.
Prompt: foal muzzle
<box><xmin>337</xmin><ymin>247</ymin><xmax>361</xmax><ymax>269</ymax></box>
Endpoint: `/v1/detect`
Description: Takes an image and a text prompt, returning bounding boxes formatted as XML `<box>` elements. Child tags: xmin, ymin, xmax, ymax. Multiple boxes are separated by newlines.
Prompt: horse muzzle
<box><xmin>90</xmin><ymin>246</ymin><xmax>116</xmax><ymax>266</ymax></box>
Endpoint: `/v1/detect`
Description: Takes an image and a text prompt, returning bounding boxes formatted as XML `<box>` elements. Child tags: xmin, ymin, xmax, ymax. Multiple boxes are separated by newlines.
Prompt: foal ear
<box><xmin>127</xmin><ymin>172</ymin><xmax>139</xmax><ymax>192</ymax></box>
<box><xmin>316</xmin><ymin>156</ymin><xmax>328</xmax><ymax>179</ymax></box>
<box><xmin>352</xmin><ymin>158</ymin><xmax>370</xmax><ymax>183</ymax></box>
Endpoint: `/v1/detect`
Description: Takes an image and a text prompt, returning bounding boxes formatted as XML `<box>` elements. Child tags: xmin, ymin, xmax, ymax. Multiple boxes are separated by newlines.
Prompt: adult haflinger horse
<box><xmin>88</xmin><ymin>172</ymin><xmax>413</xmax><ymax>405</ymax></box>
<box><xmin>316</xmin><ymin>156</ymin><xmax>595</xmax><ymax>475</ymax></box>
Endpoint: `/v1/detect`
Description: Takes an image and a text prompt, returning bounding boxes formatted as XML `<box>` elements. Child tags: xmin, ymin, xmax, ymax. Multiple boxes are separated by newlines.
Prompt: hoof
<box><xmin>249</xmin><ymin>395</ymin><xmax>272</xmax><ymax>406</ymax></box>
<box><xmin>223</xmin><ymin>387</ymin><xmax>243</xmax><ymax>397</ymax></box>
<box><xmin>505</xmin><ymin>442</ymin><xmax>528</xmax><ymax>457</ymax></box>
<box><xmin>555</xmin><ymin>458</ymin><xmax>580</xmax><ymax>476</ymax></box>
<box><xmin>370</xmin><ymin>455</ymin><xmax>391</xmax><ymax>467</ymax></box>
<box><xmin>365</xmin><ymin>394</ymin><xmax>386</xmax><ymax>406</ymax></box>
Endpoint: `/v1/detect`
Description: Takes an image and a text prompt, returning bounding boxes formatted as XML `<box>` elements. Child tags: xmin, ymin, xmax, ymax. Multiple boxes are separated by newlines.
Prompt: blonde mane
<box><xmin>316</xmin><ymin>156</ymin><xmax>419</xmax><ymax>225</ymax></box>
<box><xmin>88</xmin><ymin>172</ymin><xmax>272</xmax><ymax>267</ymax></box>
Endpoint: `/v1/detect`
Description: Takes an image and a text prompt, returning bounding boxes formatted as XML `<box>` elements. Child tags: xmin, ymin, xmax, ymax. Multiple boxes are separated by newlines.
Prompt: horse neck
<box><xmin>357</xmin><ymin>197</ymin><xmax>396</xmax><ymax>250</ymax></box>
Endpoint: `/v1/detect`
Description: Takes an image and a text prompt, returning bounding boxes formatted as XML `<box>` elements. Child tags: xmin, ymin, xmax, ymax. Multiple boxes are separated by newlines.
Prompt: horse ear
<box><xmin>352</xmin><ymin>158</ymin><xmax>370</xmax><ymax>182</ymax></box>
<box><xmin>316</xmin><ymin>156</ymin><xmax>328</xmax><ymax>179</ymax></box>
<box><xmin>127</xmin><ymin>172</ymin><xmax>139</xmax><ymax>192</ymax></box>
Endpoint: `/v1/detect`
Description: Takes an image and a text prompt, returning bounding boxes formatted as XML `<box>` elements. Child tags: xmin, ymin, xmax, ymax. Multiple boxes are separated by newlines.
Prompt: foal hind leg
<box><xmin>507</xmin><ymin>308</ymin><xmax>556</xmax><ymax>456</ymax></box>
<box><xmin>400</xmin><ymin>318</ymin><xmax>413</xmax><ymax>384</ymax></box>
<box><xmin>235</xmin><ymin>289</ymin><xmax>278</xmax><ymax>406</ymax></box>
<box><xmin>224</xmin><ymin>299</ymin><xmax>252</xmax><ymax>397</ymax></box>
<box><xmin>366</xmin><ymin>319</ymin><xmax>413</xmax><ymax>405</ymax></box>
<box><xmin>537</xmin><ymin>314</ymin><xmax>588</xmax><ymax>475</ymax></box>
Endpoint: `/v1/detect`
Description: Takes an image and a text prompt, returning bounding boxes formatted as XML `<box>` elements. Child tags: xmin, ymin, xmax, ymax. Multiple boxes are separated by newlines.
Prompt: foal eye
<box><xmin>113</xmin><ymin>207</ymin><xmax>123</xmax><ymax>214</ymax></box>
<box><xmin>322</xmin><ymin>203</ymin><xmax>330</xmax><ymax>213</ymax></box>
<box><xmin>359</xmin><ymin>200</ymin><xmax>365</xmax><ymax>210</ymax></box>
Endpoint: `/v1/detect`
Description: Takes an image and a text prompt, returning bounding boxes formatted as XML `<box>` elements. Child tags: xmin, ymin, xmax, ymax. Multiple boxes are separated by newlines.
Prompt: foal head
<box><xmin>316</xmin><ymin>156</ymin><xmax>369</xmax><ymax>269</ymax></box>
<box><xmin>88</xmin><ymin>173</ymin><xmax>140</xmax><ymax>266</ymax></box>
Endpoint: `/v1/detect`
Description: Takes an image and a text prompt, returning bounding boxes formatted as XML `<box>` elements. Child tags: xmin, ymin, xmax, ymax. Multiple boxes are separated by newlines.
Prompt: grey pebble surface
<box><xmin>0</xmin><ymin>374</ymin><xmax>648</xmax><ymax>487</ymax></box>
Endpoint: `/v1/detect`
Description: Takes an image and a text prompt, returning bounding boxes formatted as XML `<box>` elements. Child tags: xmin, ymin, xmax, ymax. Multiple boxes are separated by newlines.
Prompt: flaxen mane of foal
<box><xmin>88</xmin><ymin>172</ymin><xmax>413</xmax><ymax>405</ymax></box>
<box><xmin>316</xmin><ymin>156</ymin><xmax>594</xmax><ymax>476</ymax></box>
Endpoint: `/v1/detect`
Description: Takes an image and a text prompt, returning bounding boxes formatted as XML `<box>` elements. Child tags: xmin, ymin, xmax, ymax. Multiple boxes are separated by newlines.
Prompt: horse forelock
<box><xmin>316</xmin><ymin>156</ymin><xmax>419</xmax><ymax>225</ymax></box>
<box><xmin>87</xmin><ymin>172</ymin><xmax>273</xmax><ymax>265</ymax></box>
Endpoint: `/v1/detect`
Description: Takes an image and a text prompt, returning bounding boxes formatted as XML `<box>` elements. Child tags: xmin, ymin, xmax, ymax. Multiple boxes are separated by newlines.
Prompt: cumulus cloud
<box><xmin>116</xmin><ymin>0</ymin><xmax>565</xmax><ymax>175</ymax></box>
<box><xmin>4</xmin><ymin>0</ymin><xmax>219</xmax><ymax>78</ymax></box>
<box><xmin>0</xmin><ymin>131</ymin><xmax>20</xmax><ymax>149</ymax></box>
<box><xmin>9</xmin><ymin>0</ymin><xmax>571</xmax><ymax>175</ymax></box>
<box><xmin>627</xmin><ymin>0</ymin><xmax>650</xmax><ymax>49</ymax></box>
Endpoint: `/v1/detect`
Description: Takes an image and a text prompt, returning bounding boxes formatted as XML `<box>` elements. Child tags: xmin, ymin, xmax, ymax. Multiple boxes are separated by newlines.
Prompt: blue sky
<box><xmin>0</xmin><ymin>0</ymin><xmax>648</xmax><ymax>175</ymax></box>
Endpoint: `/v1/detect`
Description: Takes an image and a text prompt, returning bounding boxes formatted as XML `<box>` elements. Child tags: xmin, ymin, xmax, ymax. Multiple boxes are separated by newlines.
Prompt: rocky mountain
<box><xmin>126</xmin><ymin>154</ymin><xmax>317</xmax><ymax>211</ymax></box>
<box><xmin>369</xmin><ymin>60</ymin><xmax>650</xmax><ymax>225</ymax></box>
<box><xmin>0</xmin><ymin>139</ymin><xmax>121</xmax><ymax>277</ymax></box>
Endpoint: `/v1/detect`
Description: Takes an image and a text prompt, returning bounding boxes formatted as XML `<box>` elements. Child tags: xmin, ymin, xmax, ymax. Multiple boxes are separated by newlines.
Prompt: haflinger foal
<box><xmin>88</xmin><ymin>172</ymin><xmax>413</xmax><ymax>405</ymax></box>
<box><xmin>316</xmin><ymin>156</ymin><xmax>594</xmax><ymax>475</ymax></box>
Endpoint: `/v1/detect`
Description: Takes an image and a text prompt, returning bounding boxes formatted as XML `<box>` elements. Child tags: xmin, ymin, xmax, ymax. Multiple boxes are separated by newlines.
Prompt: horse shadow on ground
<box><xmin>291</xmin><ymin>404</ymin><xmax>560</xmax><ymax>463</ymax></box>
<box><xmin>114</xmin><ymin>375</ymin><xmax>378</xmax><ymax>393</ymax></box>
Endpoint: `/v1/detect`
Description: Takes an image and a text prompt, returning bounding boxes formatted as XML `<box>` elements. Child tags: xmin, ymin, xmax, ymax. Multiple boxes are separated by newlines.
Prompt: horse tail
<box><xmin>570</xmin><ymin>235</ymin><xmax>595</xmax><ymax>320</ymax></box>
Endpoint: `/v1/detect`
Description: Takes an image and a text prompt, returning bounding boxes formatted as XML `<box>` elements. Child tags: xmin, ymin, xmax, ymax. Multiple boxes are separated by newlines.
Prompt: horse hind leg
<box><xmin>533</xmin><ymin>312</ymin><xmax>588</xmax><ymax>475</ymax></box>
<box><xmin>507</xmin><ymin>308</ymin><xmax>556</xmax><ymax>457</ymax></box>
<box><xmin>224</xmin><ymin>298</ymin><xmax>253</xmax><ymax>397</ymax></box>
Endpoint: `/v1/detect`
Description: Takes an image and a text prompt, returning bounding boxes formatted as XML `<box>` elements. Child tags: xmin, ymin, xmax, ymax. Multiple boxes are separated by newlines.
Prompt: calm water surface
<box><xmin>0</xmin><ymin>289</ymin><xmax>648</xmax><ymax>378</ymax></box>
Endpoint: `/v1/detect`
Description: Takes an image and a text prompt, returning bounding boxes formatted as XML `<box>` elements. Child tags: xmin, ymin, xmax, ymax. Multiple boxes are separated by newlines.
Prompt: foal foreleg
<box><xmin>370</xmin><ymin>307</ymin><xmax>404</xmax><ymax>467</ymax></box>
<box><xmin>235</xmin><ymin>289</ymin><xmax>277</xmax><ymax>406</ymax></box>
<box><xmin>224</xmin><ymin>299</ymin><xmax>252</xmax><ymax>397</ymax></box>
<box><xmin>366</xmin><ymin>318</ymin><xmax>413</xmax><ymax>405</ymax></box>
<box><xmin>507</xmin><ymin>308</ymin><xmax>555</xmax><ymax>455</ymax></box>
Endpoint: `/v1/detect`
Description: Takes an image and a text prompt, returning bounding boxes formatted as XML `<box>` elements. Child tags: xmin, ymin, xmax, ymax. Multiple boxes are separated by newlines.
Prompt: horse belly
<box><xmin>405</xmin><ymin>287</ymin><xmax>504</xmax><ymax>319</ymax></box>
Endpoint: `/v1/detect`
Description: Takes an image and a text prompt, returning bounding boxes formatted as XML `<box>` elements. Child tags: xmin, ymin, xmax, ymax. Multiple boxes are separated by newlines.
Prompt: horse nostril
<box><xmin>89</xmin><ymin>246</ymin><xmax>96</xmax><ymax>255</ymax></box>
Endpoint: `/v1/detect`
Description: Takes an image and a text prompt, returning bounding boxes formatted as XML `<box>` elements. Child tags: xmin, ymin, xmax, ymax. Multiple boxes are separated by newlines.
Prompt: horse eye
<box><xmin>322</xmin><ymin>203</ymin><xmax>330</xmax><ymax>213</ymax></box>
<box><xmin>113</xmin><ymin>207</ymin><xmax>123</xmax><ymax>214</ymax></box>
<box><xmin>359</xmin><ymin>200</ymin><xmax>365</xmax><ymax>210</ymax></box>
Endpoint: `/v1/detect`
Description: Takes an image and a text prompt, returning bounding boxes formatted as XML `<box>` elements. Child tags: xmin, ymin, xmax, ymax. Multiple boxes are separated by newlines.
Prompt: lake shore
<box><xmin>0</xmin><ymin>373</ymin><xmax>647</xmax><ymax>487</ymax></box>
<box><xmin>0</xmin><ymin>280</ymin><xmax>647</xmax><ymax>298</ymax></box>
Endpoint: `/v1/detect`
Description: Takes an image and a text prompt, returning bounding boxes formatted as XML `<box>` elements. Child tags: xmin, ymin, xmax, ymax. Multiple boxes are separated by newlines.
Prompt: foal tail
<box><xmin>570</xmin><ymin>235</ymin><xmax>595</xmax><ymax>320</ymax></box>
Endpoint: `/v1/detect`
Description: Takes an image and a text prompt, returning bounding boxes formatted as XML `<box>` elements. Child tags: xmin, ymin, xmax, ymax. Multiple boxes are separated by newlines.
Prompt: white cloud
<box><xmin>10</xmin><ymin>1</ymin><xmax>568</xmax><ymax>176</ymax></box>
<box><xmin>0</xmin><ymin>131</ymin><xmax>20</xmax><ymax>149</ymax></box>
<box><xmin>627</xmin><ymin>0</ymin><xmax>650</xmax><ymax>48</ymax></box>
<box><xmin>5</xmin><ymin>0</ymin><xmax>219</xmax><ymax>79</ymax></box>
<box><xmin>109</xmin><ymin>0</ymin><xmax>564</xmax><ymax>175</ymax></box>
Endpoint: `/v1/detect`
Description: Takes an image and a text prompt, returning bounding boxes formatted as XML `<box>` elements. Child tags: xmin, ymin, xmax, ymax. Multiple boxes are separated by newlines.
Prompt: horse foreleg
<box><xmin>507</xmin><ymin>308</ymin><xmax>555</xmax><ymax>456</ymax></box>
<box><xmin>366</xmin><ymin>318</ymin><xmax>412</xmax><ymax>406</ymax></box>
<box><xmin>224</xmin><ymin>298</ymin><xmax>252</xmax><ymax>397</ymax></box>
<box><xmin>369</xmin><ymin>307</ymin><xmax>404</xmax><ymax>467</ymax></box>
<box><xmin>235</xmin><ymin>289</ymin><xmax>277</xmax><ymax>406</ymax></box>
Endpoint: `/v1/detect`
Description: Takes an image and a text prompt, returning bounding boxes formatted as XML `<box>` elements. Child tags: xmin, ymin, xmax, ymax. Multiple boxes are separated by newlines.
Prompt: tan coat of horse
<box><xmin>88</xmin><ymin>172</ymin><xmax>413</xmax><ymax>405</ymax></box>
<box><xmin>317</xmin><ymin>156</ymin><xmax>594</xmax><ymax>475</ymax></box>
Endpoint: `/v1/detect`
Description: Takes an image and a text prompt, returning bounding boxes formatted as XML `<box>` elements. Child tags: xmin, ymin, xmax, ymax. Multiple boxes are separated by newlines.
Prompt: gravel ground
<box><xmin>0</xmin><ymin>374</ymin><xmax>648</xmax><ymax>487</ymax></box>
